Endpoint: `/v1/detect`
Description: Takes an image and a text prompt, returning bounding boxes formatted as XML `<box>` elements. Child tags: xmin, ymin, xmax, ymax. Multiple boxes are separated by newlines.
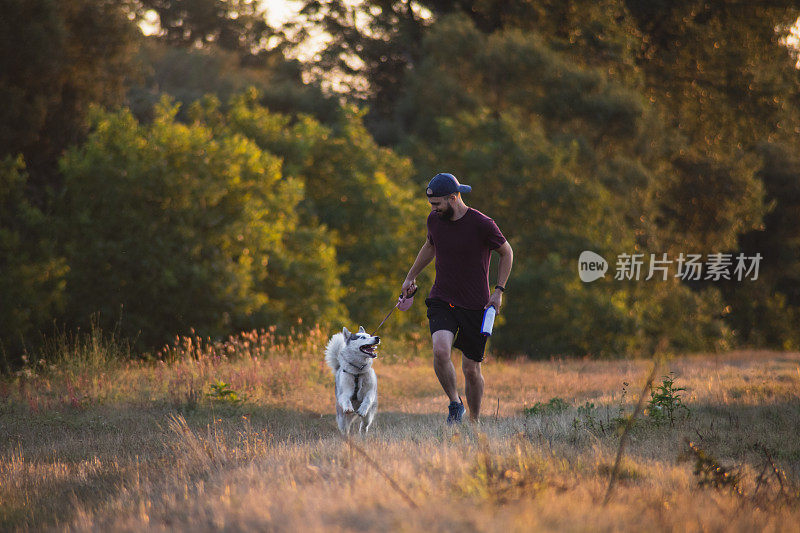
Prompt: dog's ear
<box><xmin>358</xmin><ymin>326</ymin><xmax>366</xmax><ymax>334</ymax></box>
<box><xmin>342</xmin><ymin>327</ymin><xmax>351</xmax><ymax>341</ymax></box>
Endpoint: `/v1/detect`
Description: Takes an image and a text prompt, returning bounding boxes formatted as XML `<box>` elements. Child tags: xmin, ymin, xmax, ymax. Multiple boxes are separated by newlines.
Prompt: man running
<box><xmin>401</xmin><ymin>173</ymin><xmax>513</xmax><ymax>423</ymax></box>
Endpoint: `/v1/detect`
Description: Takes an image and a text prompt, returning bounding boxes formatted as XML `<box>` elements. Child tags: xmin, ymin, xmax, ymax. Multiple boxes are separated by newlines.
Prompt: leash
<box><xmin>374</xmin><ymin>286</ymin><xmax>418</xmax><ymax>332</ymax></box>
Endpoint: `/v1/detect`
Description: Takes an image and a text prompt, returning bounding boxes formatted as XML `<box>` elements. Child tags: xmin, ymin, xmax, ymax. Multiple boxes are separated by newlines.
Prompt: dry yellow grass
<box><xmin>1</xmin><ymin>328</ymin><xmax>799</xmax><ymax>531</ymax></box>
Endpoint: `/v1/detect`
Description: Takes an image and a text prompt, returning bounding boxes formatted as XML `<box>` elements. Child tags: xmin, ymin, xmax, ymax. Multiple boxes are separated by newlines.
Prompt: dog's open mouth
<box><xmin>360</xmin><ymin>342</ymin><xmax>379</xmax><ymax>358</ymax></box>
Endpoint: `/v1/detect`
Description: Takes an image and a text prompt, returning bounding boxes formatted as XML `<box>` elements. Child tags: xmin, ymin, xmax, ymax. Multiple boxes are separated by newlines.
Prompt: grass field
<box><xmin>2</xmin><ymin>327</ymin><xmax>800</xmax><ymax>531</ymax></box>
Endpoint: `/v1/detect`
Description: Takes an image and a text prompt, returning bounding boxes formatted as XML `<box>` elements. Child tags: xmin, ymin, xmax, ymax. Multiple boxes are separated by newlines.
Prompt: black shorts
<box><xmin>426</xmin><ymin>298</ymin><xmax>487</xmax><ymax>362</ymax></box>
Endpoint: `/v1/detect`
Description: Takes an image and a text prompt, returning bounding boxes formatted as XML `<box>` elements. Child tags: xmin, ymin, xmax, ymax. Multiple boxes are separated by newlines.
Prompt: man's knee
<box><xmin>432</xmin><ymin>344</ymin><xmax>451</xmax><ymax>363</ymax></box>
<box><xmin>431</xmin><ymin>331</ymin><xmax>454</xmax><ymax>363</ymax></box>
<box><xmin>462</xmin><ymin>359</ymin><xmax>482</xmax><ymax>380</ymax></box>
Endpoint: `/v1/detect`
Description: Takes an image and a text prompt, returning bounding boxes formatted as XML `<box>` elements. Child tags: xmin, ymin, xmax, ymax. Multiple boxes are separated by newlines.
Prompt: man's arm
<box><xmin>402</xmin><ymin>239</ymin><xmax>435</xmax><ymax>298</ymax></box>
<box><xmin>486</xmin><ymin>240</ymin><xmax>513</xmax><ymax>311</ymax></box>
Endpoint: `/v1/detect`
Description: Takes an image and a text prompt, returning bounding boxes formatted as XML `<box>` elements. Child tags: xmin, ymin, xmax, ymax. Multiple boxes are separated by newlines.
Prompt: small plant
<box><xmin>647</xmin><ymin>372</ymin><xmax>690</xmax><ymax>427</ymax></box>
<box><xmin>207</xmin><ymin>380</ymin><xmax>243</xmax><ymax>405</ymax></box>
<box><xmin>523</xmin><ymin>397</ymin><xmax>570</xmax><ymax>416</ymax></box>
<box><xmin>572</xmin><ymin>401</ymin><xmax>600</xmax><ymax>431</ymax></box>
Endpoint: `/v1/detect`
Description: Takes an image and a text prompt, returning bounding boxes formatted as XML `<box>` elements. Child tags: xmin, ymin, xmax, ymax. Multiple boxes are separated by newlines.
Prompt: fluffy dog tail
<box><xmin>324</xmin><ymin>332</ymin><xmax>345</xmax><ymax>373</ymax></box>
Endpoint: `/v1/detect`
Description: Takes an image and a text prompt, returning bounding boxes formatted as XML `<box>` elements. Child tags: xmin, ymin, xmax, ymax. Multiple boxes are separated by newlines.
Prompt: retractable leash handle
<box><xmin>396</xmin><ymin>285</ymin><xmax>418</xmax><ymax>311</ymax></box>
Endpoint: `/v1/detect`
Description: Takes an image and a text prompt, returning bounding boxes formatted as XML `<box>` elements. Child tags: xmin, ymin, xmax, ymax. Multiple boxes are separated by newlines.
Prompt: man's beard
<box><xmin>437</xmin><ymin>204</ymin><xmax>455</xmax><ymax>220</ymax></box>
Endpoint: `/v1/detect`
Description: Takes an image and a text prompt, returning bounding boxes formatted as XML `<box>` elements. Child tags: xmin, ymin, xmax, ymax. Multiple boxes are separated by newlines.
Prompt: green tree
<box><xmin>395</xmin><ymin>16</ymin><xmax>732</xmax><ymax>355</ymax></box>
<box><xmin>625</xmin><ymin>0</ymin><xmax>800</xmax><ymax>150</ymax></box>
<box><xmin>289</xmin><ymin>0</ymin><xmax>800</xmax><ymax>354</ymax></box>
<box><xmin>651</xmin><ymin>150</ymin><xmax>765</xmax><ymax>253</ymax></box>
<box><xmin>131</xmin><ymin>0</ymin><xmax>274</xmax><ymax>57</ymax></box>
<box><xmin>620</xmin><ymin>0</ymin><xmax>796</xmax><ymax>257</ymax></box>
<box><xmin>58</xmin><ymin>99</ymin><xmax>345</xmax><ymax>347</ymax></box>
<box><xmin>0</xmin><ymin>156</ymin><xmax>68</xmax><ymax>359</ymax></box>
<box><xmin>405</xmin><ymin>107</ymin><xmax>643</xmax><ymax>356</ymax></box>
<box><xmin>720</xmin><ymin>142</ymin><xmax>800</xmax><ymax>349</ymax></box>
<box><xmin>127</xmin><ymin>40</ymin><xmax>340</xmax><ymax>126</ymax></box>
<box><xmin>193</xmin><ymin>90</ymin><xmax>430</xmax><ymax>331</ymax></box>
<box><xmin>294</xmin><ymin>0</ymin><xmax>429</xmax><ymax>142</ymax></box>
<box><xmin>293</xmin><ymin>0</ymin><xmax>645</xmax><ymax>143</ymax></box>
<box><xmin>622</xmin><ymin>1</ymin><xmax>800</xmax><ymax>348</ymax></box>
<box><xmin>0</xmin><ymin>0</ymin><xmax>139</xmax><ymax>199</ymax></box>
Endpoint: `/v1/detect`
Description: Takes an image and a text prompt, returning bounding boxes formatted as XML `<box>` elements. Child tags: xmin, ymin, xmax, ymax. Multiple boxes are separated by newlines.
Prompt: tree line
<box><xmin>3</xmin><ymin>0</ymin><xmax>800</xmax><ymax>362</ymax></box>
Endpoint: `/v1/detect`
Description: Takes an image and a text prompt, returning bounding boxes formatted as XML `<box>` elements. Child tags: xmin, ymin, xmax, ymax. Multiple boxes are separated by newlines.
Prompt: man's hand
<box><xmin>401</xmin><ymin>278</ymin><xmax>417</xmax><ymax>299</ymax></box>
<box><xmin>403</xmin><ymin>240</ymin><xmax>434</xmax><ymax>299</ymax></box>
<box><xmin>486</xmin><ymin>288</ymin><xmax>503</xmax><ymax>311</ymax></box>
<box><xmin>488</xmin><ymin>241</ymin><xmax>512</xmax><ymax>312</ymax></box>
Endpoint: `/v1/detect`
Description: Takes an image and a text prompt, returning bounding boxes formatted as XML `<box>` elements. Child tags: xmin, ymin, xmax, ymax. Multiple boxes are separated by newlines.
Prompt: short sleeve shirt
<box><xmin>426</xmin><ymin>208</ymin><xmax>506</xmax><ymax>309</ymax></box>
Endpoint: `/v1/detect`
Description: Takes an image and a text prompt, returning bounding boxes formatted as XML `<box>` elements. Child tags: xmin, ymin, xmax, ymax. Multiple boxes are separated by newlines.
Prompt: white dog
<box><xmin>324</xmin><ymin>326</ymin><xmax>380</xmax><ymax>435</ymax></box>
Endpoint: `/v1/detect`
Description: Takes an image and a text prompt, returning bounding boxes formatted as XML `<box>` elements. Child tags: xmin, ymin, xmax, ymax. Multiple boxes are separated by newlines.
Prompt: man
<box><xmin>401</xmin><ymin>173</ymin><xmax>513</xmax><ymax>424</ymax></box>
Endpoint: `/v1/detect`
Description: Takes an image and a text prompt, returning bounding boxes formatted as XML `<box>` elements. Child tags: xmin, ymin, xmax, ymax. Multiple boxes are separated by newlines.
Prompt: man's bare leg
<box><xmin>462</xmin><ymin>357</ymin><xmax>484</xmax><ymax>421</ymax></box>
<box><xmin>432</xmin><ymin>330</ymin><xmax>459</xmax><ymax>402</ymax></box>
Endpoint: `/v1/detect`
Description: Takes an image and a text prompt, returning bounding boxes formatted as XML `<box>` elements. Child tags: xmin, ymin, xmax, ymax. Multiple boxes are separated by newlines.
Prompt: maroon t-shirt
<box><xmin>427</xmin><ymin>207</ymin><xmax>506</xmax><ymax>310</ymax></box>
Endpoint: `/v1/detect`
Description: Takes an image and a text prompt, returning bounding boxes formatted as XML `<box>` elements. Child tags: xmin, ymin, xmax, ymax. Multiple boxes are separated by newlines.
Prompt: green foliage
<box><xmin>627</xmin><ymin>0</ymin><xmax>800</xmax><ymax>149</ymax></box>
<box><xmin>724</xmin><ymin>142</ymin><xmax>800</xmax><ymax>349</ymax></box>
<box><xmin>289</xmin><ymin>1</ymin><xmax>800</xmax><ymax>355</ymax></box>
<box><xmin>523</xmin><ymin>386</ymin><xmax>634</xmax><ymax>434</ymax></box>
<box><xmin>0</xmin><ymin>0</ymin><xmax>139</xmax><ymax>194</ymax></box>
<box><xmin>0</xmin><ymin>0</ymin><xmax>65</xmax><ymax>158</ymax></box>
<box><xmin>632</xmin><ymin>283</ymin><xmax>733</xmax><ymax>355</ymax></box>
<box><xmin>623</xmin><ymin>0</ymin><xmax>789</xmax><ymax>260</ymax></box>
<box><xmin>264</xmin><ymin>226</ymin><xmax>346</xmax><ymax>330</ymax></box>
<box><xmin>395</xmin><ymin>16</ymin><xmax>732</xmax><ymax>356</ymax></box>
<box><xmin>294</xmin><ymin>0</ymin><xmax>645</xmax><ymax>143</ymax></box>
<box><xmin>653</xmin><ymin>150</ymin><xmax>765</xmax><ymax>253</ymax></box>
<box><xmin>128</xmin><ymin>41</ymin><xmax>340</xmax><ymax>126</ymax></box>
<box><xmin>207</xmin><ymin>380</ymin><xmax>242</xmax><ymax>405</ymax></box>
<box><xmin>572</xmin><ymin>401</ymin><xmax>602</xmax><ymax>432</ymax></box>
<box><xmin>646</xmin><ymin>373</ymin><xmax>691</xmax><ymax>427</ymax></box>
<box><xmin>6</xmin><ymin>0</ymin><xmax>800</xmax><ymax>357</ymax></box>
<box><xmin>293</xmin><ymin>0</ymin><xmax>429</xmax><ymax>142</ymax></box>
<box><xmin>131</xmin><ymin>0</ymin><xmax>273</xmax><ymax>56</ymax></box>
<box><xmin>194</xmin><ymin>90</ymin><xmax>431</xmax><ymax>331</ymax></box>
<box><xmin>0</xmin><ymin>156</ymin><xmax>67</xmax><ymax>359</ymax></box>
<box><xmin>398</xmin><ymin>13</ymin><xmax>644</xmax><ymax>144</ymax></box>
<box><xmin>58</xmin><ymin>98</ymin><xmax>345</xmax><ymax>347</ymax></box>
<box><xmin>54</xmin><ymin>88</ymin><xmax>426</xmax><ymax>349</ymax></box>
<box><xmin>523</xmin><ymin>397</ymin><xmax>570</xmax><ymax>416</ymax></box>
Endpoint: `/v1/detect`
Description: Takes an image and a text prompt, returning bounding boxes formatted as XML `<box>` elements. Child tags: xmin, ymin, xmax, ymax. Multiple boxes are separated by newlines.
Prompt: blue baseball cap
<box><xmin>426</xmin><ymin>173</ymin><xmax>472</xmax><ymax>197</ymax></box>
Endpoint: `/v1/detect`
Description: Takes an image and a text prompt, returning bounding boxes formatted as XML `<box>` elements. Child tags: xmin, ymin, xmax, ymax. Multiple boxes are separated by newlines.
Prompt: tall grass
<box><xmin>1</xmin><ymin>326</ymin><xmax>799</xmax><ymax>531</ymax></box>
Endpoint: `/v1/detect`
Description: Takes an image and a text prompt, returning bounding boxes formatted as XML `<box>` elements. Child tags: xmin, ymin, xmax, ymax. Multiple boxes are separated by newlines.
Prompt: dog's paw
<box><xmin>357</xmin><ymin>403</ymin><xmax>371</xmax><ymax>417</ymax></box>
<box><xmin>340</xmin><ymin>401</ymin><xmax>355</xmax><ymax>414</ymax></box>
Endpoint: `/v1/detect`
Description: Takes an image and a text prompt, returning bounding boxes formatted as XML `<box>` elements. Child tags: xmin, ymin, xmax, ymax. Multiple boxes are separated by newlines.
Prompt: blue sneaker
<box><xmin>447</xmin><ymin>398</ymin><xmax>466</xmax><ymax>425</ymax></box>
